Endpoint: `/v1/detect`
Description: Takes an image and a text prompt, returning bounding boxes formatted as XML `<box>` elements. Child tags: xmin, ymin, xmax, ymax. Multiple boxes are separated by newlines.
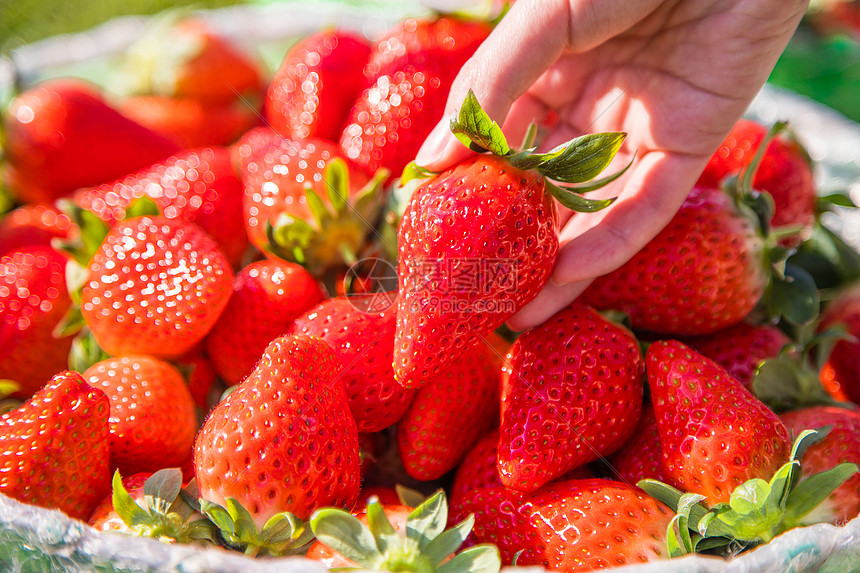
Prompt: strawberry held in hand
<box><xmin>395</xmin><ymin>90</ymin><xmax>626</xmax><ymax>388</ymax></box>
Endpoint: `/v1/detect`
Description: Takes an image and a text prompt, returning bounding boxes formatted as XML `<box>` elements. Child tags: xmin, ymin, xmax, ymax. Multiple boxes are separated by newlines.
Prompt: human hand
<box><xmin>415</xmin><ymin>0</ymin><xmax>809</xmax><ymax>331</ymax></box>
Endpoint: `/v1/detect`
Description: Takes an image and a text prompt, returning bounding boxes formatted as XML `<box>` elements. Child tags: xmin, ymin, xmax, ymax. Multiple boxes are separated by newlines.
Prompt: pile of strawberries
<box><xmin>1</xmin><ymin>6</ymin><xmax>860</xmax><ymax>573</ymax></box>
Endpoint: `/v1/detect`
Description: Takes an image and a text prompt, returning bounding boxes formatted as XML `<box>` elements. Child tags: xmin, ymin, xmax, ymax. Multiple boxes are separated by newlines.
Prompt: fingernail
<box><xmin>415</xmin><ymin>120</ymin><xmax>451</xmax><ymax>167</ymax></box>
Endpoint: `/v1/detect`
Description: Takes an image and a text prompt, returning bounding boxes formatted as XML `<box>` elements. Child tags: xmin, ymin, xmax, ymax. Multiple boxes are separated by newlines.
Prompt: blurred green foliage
<box><xmin>0</xmin><ymin>0</ymin><xmax>244</xmax><ymax>54</ymax></box>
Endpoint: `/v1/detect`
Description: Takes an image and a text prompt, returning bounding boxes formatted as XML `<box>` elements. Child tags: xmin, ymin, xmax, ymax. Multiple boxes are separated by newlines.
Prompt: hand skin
<box><xmin>415</xmin><ymin>0</ymin><xmax>809</xmax><ymax>332</ymax></box>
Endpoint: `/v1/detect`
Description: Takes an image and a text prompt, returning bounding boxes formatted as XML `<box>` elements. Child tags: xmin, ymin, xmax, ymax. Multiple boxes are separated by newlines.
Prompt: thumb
<box><xmin>415</xmin><ymin>0</ymin><xmax>571</xmax><ymax>170</ymax></box>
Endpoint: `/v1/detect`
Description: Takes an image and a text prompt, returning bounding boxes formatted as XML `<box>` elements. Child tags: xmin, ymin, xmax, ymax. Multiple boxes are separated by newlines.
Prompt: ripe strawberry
<box><xmin>287</xmin><ymin>296</ymin><xmax>412</xmax><ymax>432</ymax></box>
<box><xmin>194</xmin><ymin>335</ymin><xmax>360</xmax><ymax>554</ymax></box>
<box><xmin>781</xmin><ymin>406</ymin><xmax>860</xmax><ymax>525</ymax></box>
<box><xmin>697</xmin><ymin>119</ymin><xmax>816</xmax><ymax>240</ymax></box>
<box><xmin>647</xmin><ymin>340</ymin><xmax>792</xmax><ymax>505</ymax></box>
<box><xmin>450</xmin><ymin>431</ymin><xmax>503</xmax><ymax>510</ymax></box>
<box><xmin>2</xmin><ymin>79</ymin><xmax>179</xmax><ymax>205</ymax></box>
<box><xmin>74</xmin><ymin>146</ymin><xmax>249</xmax><ymax>266</ymax></box>
<box><xmin>394</xmin><ymin>92</ymin><xmax>624</xmax><ymax>388</ymax></box>
<box><xmin>82</xmin><ymin>355</ymin><xmax>198</xmax><ymax>475</ymax></box>
<box><xmin>206</xmin><ymin>259</ymin><xmax>325</xmax><ymax>385</ymax></box>
<box><xmin>0</xmin><ymin>371</ymin><xmax>111</xmax><ymax>520</ymax></box>
<box><xmin>580</xmin><ymin>184</ymin><xmax>769</xmax><ymax>335</ymax></box>
<box><xmin>0</xmin><ymin>205</ymin><xmax>76</xmax><ymax>256</ymax></box>
<box><xmin>173</xmin><ymin>345</ymin><xmax>219</xmax><ymax>411</ymax></box>
<box><xmin>340</xmin><ymin>17</ymin><xmax>491</xmax><ymax>178</ymax></box>
<box><xmin>267</xmin><ymin>30</ymin><xmax>371</xmax><ymax>141</ymax></box>
<box><xmin>818</xmin><ymin>280</ymin><xmax>860</xmax><ymax>404</ymax></box>
<box><xmin>498</xmin><ymin>303</ymin><xmax>644</xmax><ymax>492</ymax></box>
<box><xmin>80</xmin><ymin>216</ymin><xmax>233</xmax><ymax>360</ymax></box>
<box><xmin>117</xmin><ymin>17</ymin><xmax>262</xmax><ymax>105</ymax></box>
<box><xmin>682</xmin><ymin>322</ymin><xmax>791</xmax><ymax>388</ymax></box>
<box><xmin>607</xmin><ymin>404</ymin><xmax>665</xmax><ymax>484</ymax></box>
<box><xmin>0</xmin><ymin>246</ymin><xmax>74</xmax><ymax>399</ymax></box>
<box><xmin>462</xmin><ymin>479</ymin><xmax>673</xmax><ymax>570</ymax></box>
<box><xmin>118</xmin><ymin>95</ymin><xmax>261</xmax><ymax>149</ymax></box>
<box><xmin>397</xmin><ymin>343</ymin><xmax>498</xmax><ymax>481</ymax></box>
<box><xmin>240</xmin><ymin>133</ymin><xmax>386</xmax><ymax>275</ymax></box>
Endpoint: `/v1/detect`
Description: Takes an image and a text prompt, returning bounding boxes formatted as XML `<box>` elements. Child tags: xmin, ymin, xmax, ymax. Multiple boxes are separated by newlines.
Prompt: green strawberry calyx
<box><xmin>265</xmin><ymin>159</ymin><xmax>389</xmax><ymax>277</ymax></box>
<box><xmin>640</xmin><ymin>427</ymin><xmax>859</xmax><ymax>555</ymax></box>
<box><xmin>197</xmin><ymin>496</ymin><xmax>314</xmax><ymax>557</ymax></box>
<box><xmin>310</xmin><ymin>489</ymin><xmax>501</xmax><ymax>573</ymax></box>
<box><xmin>402</xmin><ymin>89</ymin><xmax>631</xmax><ymax>214</ymax></box>
<box><xmin>110</xmin><ymin>469</ymin><xmax>216</xmax><ymax>545</ymax></box>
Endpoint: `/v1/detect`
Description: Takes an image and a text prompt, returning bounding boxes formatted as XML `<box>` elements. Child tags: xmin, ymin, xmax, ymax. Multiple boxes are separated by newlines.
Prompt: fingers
<box><xmin>507</xmin><ymin>278</ymin><xmax>592</xmax><ymax>332</ymax></box>
<box><xmin>415</xmin><ymin>0</ymin><xmax>572</xmax><ymax>169</ymax></box>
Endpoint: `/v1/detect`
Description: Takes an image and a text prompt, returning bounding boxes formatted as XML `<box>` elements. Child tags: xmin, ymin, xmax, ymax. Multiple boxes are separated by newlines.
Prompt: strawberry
<box><xmin>194</xmin><ymin>335</ymin><xmax>360</xmax><ymax>556</ymax></box>
<box><xmin>0</xmin><ymin>371</ymin><xmax>111</xmax><ymax>520</ymax></box>
<box><xmin>287</xmin><ymin>296</ymin><xmax>412</xmax><ymax>432</ymax></box>
<box><xmin>393</xmin><ymin>91</ymin><xmax>624</xmax><ymax>388</ymax></box>
<box><xmin>80</xmin><ymin>216</ymin><xmax>234</xmax><ymax>360</ymax></box>
<box><xmin>580</xmin><ymin>184</ymin><xmax>770</xmax><ymax>336</ymax></box>
<box><xmin>647</xmin><ymin>340</ymin><xmax>792</xmax><ymax>505</ymax></box>
<box><xmin>450</xmin><ymin>431</ymin><xmax>503</xmax><ymax>510</ymax></box>
<box><xmin>74</xmin><ymin>146</ymin><xmax>249</xmax><ymax>266</ymax></box>
<box><xmin>682</xmin><ymin>322</ymin><xmax>791</xmax><ymax>388</ymax></box>
<box><xmin>781</xmin><ymin>406</ymin><xmax>860</xmax><ymax>525</ymax></box>
<box><xmin>267</xmin><ymin>30</ymin><xmax>371</xmax><ymax>141</ymax></box>
<box><xmin>340</xmin><ymin>17</ymin><xmax>492</xmax><ymax>178</ymax></box>
<box><xmin>82</xmin><ymin>355</ymin><xmax>198</xmax><ymax>475</ymax></box>
<box><xmin>0</xmin><ymin>205</ymin><xmax>77</xmax><ymax>256</ymax></box>
<box><xmin>397</xmin><ymin>342</ymin><xmax>499</xmax><ymax>481</ymax></box>
<box><xmin>173</xmin><ymin>345</ymin><xmax>219</xmax><ymax>411</ymax></box>
<box><xmin>206</xmin><ymin>259</ymin><xmax>325</xmax><ymax>385</ymax></box>
<box><xmin>498</xmin><ymin>303</ymin><xmax>644</xmax><ymax>492</ymax></box>
<box><xmin>462</xmin><ymin>479</ymin><xmax>673</xmax><ymax>570</ymax></box>
<box><xmin>2</xmin><ymin>79</ymin><xmax>179</xmax><ymax>205</ymax></box>
<box><xmin>607</xmin><ymin>404</ymin><xmax>665</xmax><ymax>484</ymax></box>
<box><xmin>118</xmin><ymin>95</ymin><xmax>261</xmax><ymax>149</ymax></box>
<box><xmin>116</xmin><ymin>17</ymin><xmax>263</xmax><ymax>106</ymax></box>
<box><xmin>240</xmin><ymin>133</ymin><xmax>387</xmax><ymax>276</ymax></box>
<box><xmin>308</xmin><ymin>490</ymin><xmax>500</xmax><ymax>572</ymax></box>
<box><xmin>0</xmin><ymin>246</ymin><xmax>74</xmax><ymax>399</ymax></box>
<box><xmin>818</xmin><ymin>280</ymin><xmax>860</xmax><ymax>404</ymax></box>
<box><xmin>697</xmin><ymin>119</ymin><xmax>816</xmax><ymax>241</ymax></box>
<box><xmin>88</xmin><ymin>468</ymin><xmax>214</xmax><ymax>544</ymax></box>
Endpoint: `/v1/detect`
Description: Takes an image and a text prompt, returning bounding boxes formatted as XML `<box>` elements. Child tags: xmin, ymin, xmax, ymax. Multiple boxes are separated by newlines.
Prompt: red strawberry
<box><xmin>451</xmin><ymin>431</ymin><xmax>503</xmax><ymax>510</ymax></box>
<box><xmin>74</xmin><ymin>146</ymin><xmax>249</xmax><ymax>266</ymax></box>
<box><xmin>463</xmin><ymin>479</ymin><xmax>673</xmax><ymax>570</ymax></box>
<box><xmin>0</xmin><ymin>371</ymin><xmax>111</xmax><ymax>520</ymax></box>
<box><xmin>697</xmin><ymin>119</ymin><xmax>816</xmax><ymax>241</ymax></box>
<box><xmin>194</xmin><ymin>335</ymin><xmax>360</xmax><ymax>554</ymax></box>
<box><xmin>818</xmin><ymin>281</ymin><xmax>860</xmax><ymax>404</ymax></box>
<box><xmin>0</xmin><ymin>246</ymin><xmax>74</xmax><ymax>399</ymax></box>
<box><xmin>340</xmin><ymin>17</ymin><xmax>491</xmax><ymax>178</ymax></box>
<box><xmin>118</xmin><ymin>95</ymin><xmax>261</xmax><ymax>149</ymax></box>
<box><xmin>397</xmin><ymin>343</ymin><xmax>499</xmax><ymax>481</ymax></box>
<box><xmin>580</xmin><ymin>184</ymin><xmax>769</xmax><ymax>335</ymax></box>
<box><xmin>206</xmin><ymin>259</ymin><xmax>325</xmax><ymax>385</ymax></box>
<box><xmin>0</xmin><ymin>205</ymin><xmax>77</xmax><ymax>256</ymax></box>
<box><xmin>82</xmin><ymin>355</ymin><xmax>198</xmax><ymax>475</ymax></box>
<box><xmin>682</xmin><ymin>322</ymin><xmax>791</xmax><ymax>388</ymax></box>
<box><xmin>80</xmin><ymin>216</ymin><xmax>234</xmax><ymax>360</ymax></box>
<box><xmin>607</xmin><ymin>404</ymin><xmax>665</xmax><ymax>484</ymax></box>
<box><xmin>498</xmin><ymin>303</ymin><xmax>644</xmax><ymax>492</ymax></box>
<box><xmin>267</xmin><ymin>30</ymin><xmax>371</xmax><ymax>141</ymax></box>
<box><xmin>393</xmin><ymin>92</ymin><xmax>623</xmax><ymax>388</ymax></box>
<box><xmin>287</xmin><ymin>296</ymin><xmax>412</xmax><ymax>432</ymax></box>
<box><xmin>781</xmin><ymin>406</ymin><xmax>860</xmax><ymax>525</ymax></box>
<box><xmin>2</xmin><ymin>79</ymin><xmax>179</xmax><ymax>205</ymax></box>
<box><xmin>173</xmin><ymin>345</ymin><xmax>219</xmax><ymax>411</ymax></box>
<box><xmin>240</xmin><ymin>133</ymin><xmax>386</xmax><ymax>275</ymax></box>
<box><xmin>647</xmin><ymin>339</ymin><xmax>792</xmax><ymax>504</ymax></box>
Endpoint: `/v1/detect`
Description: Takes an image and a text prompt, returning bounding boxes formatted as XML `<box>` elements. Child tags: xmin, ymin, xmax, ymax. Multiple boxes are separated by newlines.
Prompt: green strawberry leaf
<box><xmin>112</xmin><ymin>471</ymin><xmax>152</xmax><ymax>528</ymax></box>
<box><xmin>519</xmin><ymin>122</ymin><xmax>539</xmax><ymax>151</ymax></box>
<box><xmin>450</xmin><ymin>89</ymin><xmax>511</xmax><ymax>156</ymax></box>
<box><xmin>199</xmin><ymin>499</ymin><xmax>236</xmax><ymax>537</ymax></box>
<box><xmin>740</xmin><ymin>121</ymin><xmax>788</xmax><ymax>195</ymax></box>
<box><xmin>259</xmin><ymin>512</ymin><xmax>313</xmax><ymax>553</ymax></box>
<box><xmin>667</xmin><ymin>493</ymin><xmax>705</xmax><ymax>558</ymax></box>
<box><xmin>311</xmin><ymin>508</ymin><xmax>385</xmax><ymax>569</ymax></box>
<box><xmin>637</xmin><ymin>479</ymin><xmax>733</xmax><ymax>539</ymax></box>
<box><xmin>324</xmin><ymin>158</ymin><xmax>350</xmax><ymax>215</ymax></box>
<box><xmin>77</xmin><ymin>208</ymin><xmax>111</xmax><ymax>260</ymax></box>
<box><xmin>537</xmin><ymin>132</ymin><xmax>626</xmax><ymax>184</ymax></box>
<box><xmin>507</xmin><ymin>146</ymin><xmax>566</xmax><ymax>171</ymax></box>
<box><xmin>752</xmin><ymin>355</ymin><xmax>843</xmax><ymax>411</ymax></box>
<box><xmin>767</xmin><ymin>263</ymin><xmax>820</xmax><ymax>326</ymax></box>
<box><xmin>125</xmin><ymin>196</ymin><xmax>161</xmax><ymax>219</ymax></box>
<box><xmin>423</xmin><ymin>514</ymin><xmax>475</xmax><ymax>567</ymax></box>
<box><xmin>728</xmin><ymin>478</ymin><xmax>771</xmax><ymax>516</ymax></box>
<box><xmin>817</xmin><ymin>192</ymin><xmax>857</xmax><ymax>210</ymax></box>
<box><xmin>305</xmin><ymin>186</ymin><xmax>331</xmax><ymax>228</ymax></box>
<box><xmin>783</xmin><ymin>462</ymin><xmax>859</xmax><ymax>529</ymax></box>
<box><xmin>225</xmin><ymin>498</ymin><xmax>257</xmax><ymax>542</ymax></box>
<box><xmin>406</xmin><ymin>490</ymin><xmax>448</xmax><ymax>550</ymax></box>
<box><xmin>68</xmin><ymin>330</ymin><xmax>109</xmax><ymax>373</ymax></box>
<box><xmin>366</xmin><ymin>499</ymin><xmax>401</xmax><ymax>556</ymax></box>
<box><xmin>53</xmin><ymin>305</ymin><xmax>86</xmax><ymax>339</ymax></box>
<box><xmin>143</xmin><ymin>468</ymin><xmax>183</xmax><ymax>515</ymax></box>
<box><xmin>694</xmin><ymin>536</ymin><xmax>732</xmax><ymax>552</ymax></box>
<box><xmin>435</xmin><ymin>544</ymin><xmax>501</xmax><ymax>573</ymax></box>
<box><xmin>553</xmin><ymin>153</ymin><xmax>634</xmax><ymax>194</ymax></box>
<box><xmin>395</xmin><ymin>484</ymin><xmax>427</xmax><ymax>508</ymax></box>
<box><xmin>789</xmin><ymin>223</ymin><xmax>860</xmax><ymax>288</ymax></box>
<box><xmin>546</xmin><ymin>181</ymin><xmax>616</xmax><ymax>213</ymax></box>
